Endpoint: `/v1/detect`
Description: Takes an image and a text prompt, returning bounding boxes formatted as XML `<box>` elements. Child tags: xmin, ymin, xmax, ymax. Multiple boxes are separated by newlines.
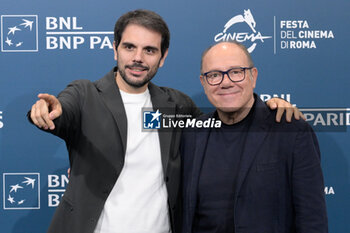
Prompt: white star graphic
<box><xmin>18</xmin><ymin>200</ymin><xmax>25</xmax><ymax>205</ymax></box>
<box><xmin>15</xmin><ymin>42</ymin><xmax>23</xmax><ymax>47</ymax></box>
<box><xmin>150</xmin><ymin>110</ymin><xmax>162</xmax><ymax>122</ymax></box>
<box><xmin>20</xmin><ymin>19</ymin><xmax>34</xmax><ymax>31</ymax></box>
<box><xmin>10</xmin><ymin>184</ymin><xmax>23</xmax><ymax>193</ymax></box>
<box><xmin>5</xmin><ymin>37</ymin><xmax>13</xmax><ymax>46</ymax></box>
<box><xmin>7</xmin><ymin>195</ymin><xmax>15</xmax><ymax>204</ymax></box>
<box><xmin>22</xmin><ymin>177</ymin><xmax>36</xmax><ymax>189</ymax></box>
<box><xmin>8</xmin><ymin>26</ymin><xmax>21</xmax><ymax>35</ymax></box>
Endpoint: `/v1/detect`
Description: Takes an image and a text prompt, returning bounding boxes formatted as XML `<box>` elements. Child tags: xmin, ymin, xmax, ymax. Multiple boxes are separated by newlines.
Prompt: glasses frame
<box><xmin>202</xmin><ymin>67</ymin><xmax>253</xmax><ymax>86</ymax></box>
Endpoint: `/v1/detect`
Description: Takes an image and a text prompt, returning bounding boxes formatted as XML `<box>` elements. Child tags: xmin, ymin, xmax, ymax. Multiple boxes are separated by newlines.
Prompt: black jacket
<box><xmin>29</xmin><ymin>67</ymin><xmax>201</xmax><ymax>233</ymax></box>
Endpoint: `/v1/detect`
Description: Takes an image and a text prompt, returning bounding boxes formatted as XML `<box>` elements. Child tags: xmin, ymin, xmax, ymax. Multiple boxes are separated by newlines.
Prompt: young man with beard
<box><xmin>29</xmin><ymin>10</ymin><xmax>301</xmax><ymax>233</ymax></box>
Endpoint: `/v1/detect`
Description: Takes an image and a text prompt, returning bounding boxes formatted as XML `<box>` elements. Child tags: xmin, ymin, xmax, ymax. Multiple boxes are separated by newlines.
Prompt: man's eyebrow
<box><xmin>144</xmin><ymin>46</ymin><xmax>159</xmax><ymax>51</ymax></box>
<box><xmin>121</xmin><ymin>42</ymin><xmax>135</xmax><ymax>47</ymax></box>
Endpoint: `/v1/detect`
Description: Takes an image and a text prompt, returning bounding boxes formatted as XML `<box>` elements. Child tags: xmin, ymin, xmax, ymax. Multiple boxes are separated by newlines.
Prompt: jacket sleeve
<box><xmin>292</xmin><ymin>124</ymin><xmax>328</xmax><ymax>233</ymax></box>
<box><xmin>27</xmin><ymin>80</ymin><xmax>86</xmax><ymax>142</ymax></box>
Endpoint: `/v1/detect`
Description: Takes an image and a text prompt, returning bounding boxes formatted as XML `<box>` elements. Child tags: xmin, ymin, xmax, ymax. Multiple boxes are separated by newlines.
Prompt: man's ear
<box><xmin>200</xmin><ymin>75</ymin><xmax>205</xmax><ymax>87</ymax></box>
<box><xmin>159</xmin><ymin>49</ymin><xmax>169</xmax><ymax>68</ymax></box>
<box><xmin>113</xmin><ymin>41</ymin><xmax>118</xmax><ymax>61</ymax></box>
<box><xmin>251</xmin><ymin>67</ymin><xmax>258</xmax><ymax>88</ymax></box>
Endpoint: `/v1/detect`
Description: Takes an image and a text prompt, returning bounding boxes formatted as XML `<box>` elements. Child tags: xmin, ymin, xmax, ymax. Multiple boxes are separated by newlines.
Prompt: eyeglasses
<box><xmin>202</xmin><ymin>67</ymin><xmax>253</xmax><ymax>86</ymax></box>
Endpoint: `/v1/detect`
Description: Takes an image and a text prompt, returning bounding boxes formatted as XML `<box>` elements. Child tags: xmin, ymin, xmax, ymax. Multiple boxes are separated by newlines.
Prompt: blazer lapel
<box><xmin>234</xmin><ymin>97</ymin><xmax>272</xmax><ymax>201</ymax></box>
<box><xmin>95</xmin><ymin>69</ymin><xmax>128</xmax><ymax>154</ymax></box>
<box><xmin>186</xmin><ymin>113</ymin><xmax>214</xmax><ymax>213</ymax></box>
<box><xmin>188</xmin><ymin>114</ymin><xmax>213</xmax><ymax>210</ymax></box>
<box><xmin>148</xmin><ymin>83</ymin><xmax>176</xmax><ymax>172</ymax></box>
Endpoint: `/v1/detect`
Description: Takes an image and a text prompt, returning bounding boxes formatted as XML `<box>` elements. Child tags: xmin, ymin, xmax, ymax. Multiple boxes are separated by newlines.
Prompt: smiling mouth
<box><xmin>218</xmin><ymin>91</ymin><xmax>240</xmax><ymax>96</ymax></box>
<box><xmin>126</xmin><ymin>65</ymin><xmax>149</xmax><ymax>76</ymax></box>
<box><xmin>129</xmin><ymin>67</ymin><xmax>148</xmax><ymax>71</ymax></box>
<box><xmin>126</xmin><ymin>64</ymin><xmax>148</xmax><ymax>71</ymax></box>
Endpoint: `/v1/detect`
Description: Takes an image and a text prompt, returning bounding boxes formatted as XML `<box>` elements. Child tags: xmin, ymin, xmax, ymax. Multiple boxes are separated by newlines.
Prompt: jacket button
<box><xmin>165</xmin><ymin>176</ymin><xmax>169</xmax><ymax>182</ymax></box>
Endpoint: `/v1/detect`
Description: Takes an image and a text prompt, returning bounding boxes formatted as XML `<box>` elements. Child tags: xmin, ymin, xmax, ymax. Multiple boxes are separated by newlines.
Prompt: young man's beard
<box><xmin>117</xmin><ymin>61</ymin><xmax>160</xmax><ymax>88</ymax></box>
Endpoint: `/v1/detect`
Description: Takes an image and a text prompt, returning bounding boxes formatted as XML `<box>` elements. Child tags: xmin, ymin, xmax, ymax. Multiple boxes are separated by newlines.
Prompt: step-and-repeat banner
<box><xmin>1</xmin><ymin>0</ymin><xmax>349</xmax><ymax>232</ymax></box>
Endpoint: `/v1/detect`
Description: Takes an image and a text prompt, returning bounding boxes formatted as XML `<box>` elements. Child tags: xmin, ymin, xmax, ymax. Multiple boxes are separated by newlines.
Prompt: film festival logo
<box><xmin>3</xmin><ymin>173</ymin><xmax>40</xmax><ymax>210</ymax></box>
<box><xmin>214</xmin><ymin>9</ymin><xmax>271</xmax><ymax>53</ymax></box>
<box><xmin>1</xmin><ymin>15</ymin><xmax>38</xmax><ymax>52</ymax></box>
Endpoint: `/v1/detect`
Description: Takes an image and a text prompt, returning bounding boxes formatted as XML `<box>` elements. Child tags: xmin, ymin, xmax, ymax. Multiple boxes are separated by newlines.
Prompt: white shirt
<box><xmin>94</xmin><ymin>88</ymin><xmax>170</xmax><ymax>233</ymax></box>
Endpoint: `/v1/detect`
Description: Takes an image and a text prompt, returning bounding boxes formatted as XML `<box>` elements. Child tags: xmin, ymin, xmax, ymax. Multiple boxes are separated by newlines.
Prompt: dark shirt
<box><xmin>193</xmin><ymin>102</ymin><xmax>255</xmax><ymax>233</ymax></box>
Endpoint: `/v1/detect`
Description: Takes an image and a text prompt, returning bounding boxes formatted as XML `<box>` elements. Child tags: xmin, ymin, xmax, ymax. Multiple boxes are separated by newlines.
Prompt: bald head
<box><xmin>200</xmin><ymin>41</ymin><xmax>254</xmax><ymax>73</ymax></box>
<box><xmin>199</xmin><ymin>41</ymin><xmax>258</xmax><ymax>125</ymax></box>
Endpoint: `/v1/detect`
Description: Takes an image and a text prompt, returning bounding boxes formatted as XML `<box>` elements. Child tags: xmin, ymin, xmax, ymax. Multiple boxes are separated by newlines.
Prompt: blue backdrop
<box><xmin>1</xmin><ymin>0</ymin><xmax>349</xmax><ymax>232</ymax></box>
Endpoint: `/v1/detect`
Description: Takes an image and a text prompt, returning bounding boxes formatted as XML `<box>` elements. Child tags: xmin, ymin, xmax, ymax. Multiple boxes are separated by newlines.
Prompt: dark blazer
<box><xmin>30</xmin><ymin>67</ymin><xmax>201</xmax><ymax>233</ymax></box>
<box><xmin>181</xmin><ymin>96</ymin><xmax>328</xmax><ymax>233</ymax></box>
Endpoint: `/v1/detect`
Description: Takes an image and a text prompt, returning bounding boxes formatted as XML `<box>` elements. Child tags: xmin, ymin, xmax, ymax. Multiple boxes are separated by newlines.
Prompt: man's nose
<box><xmin>220</xmin><ymin>73</ymin><xmax>234</xmax><ymax>87</ymax></box>
<box><xmin>133</xmin><ymin>49</ymin><xmax>143</xmax><ymax>63</ymax></box>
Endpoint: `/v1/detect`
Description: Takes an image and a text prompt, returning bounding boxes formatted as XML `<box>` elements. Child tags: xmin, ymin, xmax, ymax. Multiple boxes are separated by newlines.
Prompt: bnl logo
<box><xmin>1</xmin><ymin>15</ymin><xmax>38</xmax><ymax>52</ymax></box>
<box><xmin>143</xmin><ymin>109</ymin><xmax>162</xmax><ymax>129</ymax></box>
<box><xmin>3</xmin><ymin>173</ymin><xmax>40</xmax><ymax>210</ymax></box>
